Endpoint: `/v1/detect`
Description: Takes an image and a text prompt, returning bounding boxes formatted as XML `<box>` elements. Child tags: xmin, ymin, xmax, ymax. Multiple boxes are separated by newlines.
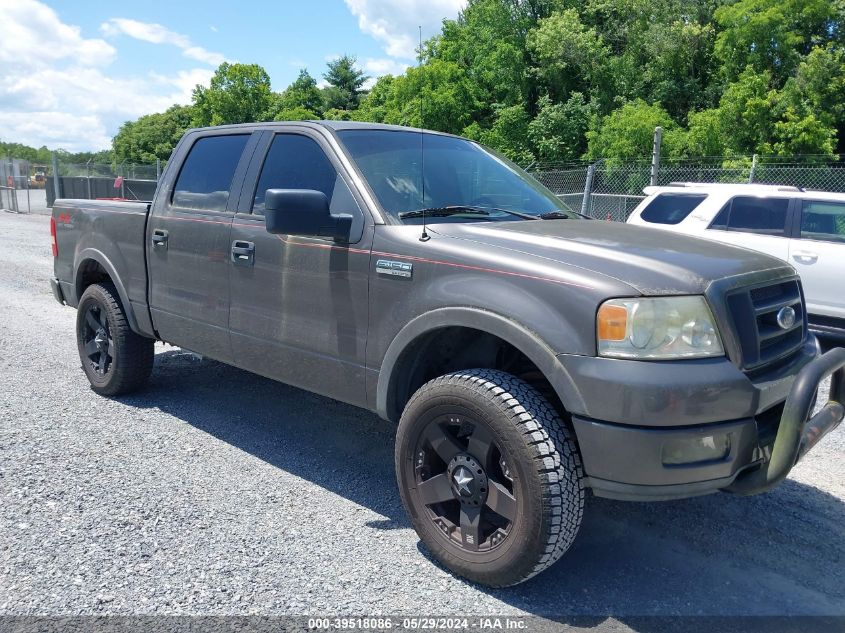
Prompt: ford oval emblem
<box><xmin>776</xmin><ymin>306</ymin><xmax>796</xmax><ymax>330</ymax></box>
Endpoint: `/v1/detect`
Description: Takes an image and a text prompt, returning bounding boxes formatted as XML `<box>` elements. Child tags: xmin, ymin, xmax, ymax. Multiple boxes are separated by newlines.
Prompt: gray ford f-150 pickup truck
<box><xmin>51</xmin><ymin>121</ymin><xmax>845</xmax><ymax>587</ymax></box>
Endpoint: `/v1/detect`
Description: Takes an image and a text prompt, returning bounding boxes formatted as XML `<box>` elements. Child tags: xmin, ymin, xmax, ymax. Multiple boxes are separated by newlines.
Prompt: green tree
<box><xmin>714</xmin><ymin>0</ymin><xmax>837</xmax><ymax>82</ymax></box>
<box><xmin>380</xmin><ymin>60</ymin><xmax>480</xmax><ymax>134</ymax></box>
<box><xmin>687</xmin><ymin>66</ymin><xmax>838</xmax><ymax>156</ymax></box>
<box><xmin>354</xmin><ymin>75</ymin><xmax>396</xmax><ymax>123</ymax></box>
<box><xmin>323</xmin><ymin>55</ymin><xmax>368</xmax><ymax>111</ymax></box>
<box><xmin>464</xmin><ymin>104</ymin><xmax>534</xmax><ymax>164</ymax></box>
<box><xmin>280</xmin><ymin>69</ymin><xmax>324</xmax><ymax>115</ymax></box>
<box><xmin>192</xmin><ymin>62</ymin><xmax>274</xmax><ymax>126</ymax></box>
<box><xmin>586</xmin><ymin>99</ymin><xmax>686</xmax><ymax>160</ymax></box>
<box><xmin>272</xmin><ymin>106</ymin><xmax>320</xmax><ymax>121</ymax></box>
<box><xmin>0</xmin><ymin>141</ymin><xmax>52</xmax><ymax>163</ymax></box>
<box><xmin>765</xmin><ymin>109</ymin><xmax>836</xmax><ymax>157</ymax></box>
<box><xmin>435</xmin><ymin>0</ymin><xmax>535</xmax><ymax>110</ymax></box>
<box><xmin>528</xmin><ymin>93</ymin><xmax>594</xmax><ymax>162</ymax></box>
<box><xmin>322</xmin><ymin>108</ymin><xmax>354</xmax><ymax>121</ymax></box>
<box><xmin>685</xmin><ymin>108</ymin><xmax>726</xmax><ymax>156</ymax></box>
<box><xmin>528</xmin><ymin>9</ymin><xmax>610</xmax><ymax>104</ymax></box>
<box><xmin>633</xmin><ymin>20</ymin><xmax>717</xmax><ymax>119</ymax></box>
<box><xmin>577</xmin><ymin>0</ymin><xmax>719</xmax><ymax>115</ymax></box>
<box><xmin>795</xmin><ymin>45</ymin><xmax>845</xmax><ymax>151</ymax></box>
<box><xmin>99</xmin><ymin>0</ymin><xmax>845</xmax><ymax>166</ymax></box>
<box><xmin>713</xmin><ymin>67</ymin><xmax>777</xmax><ymax>154</ymax></box>
<box><xmin>113</xmin><ymin>104</ymin><xmax>194</xmax><ymax>164</ymax></box>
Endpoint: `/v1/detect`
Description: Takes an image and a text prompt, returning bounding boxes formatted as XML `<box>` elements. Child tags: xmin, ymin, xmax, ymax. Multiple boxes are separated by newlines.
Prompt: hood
<box><xmin>429</xmin><ymin>219</ymin><xmax>794</xmax><ymax>295</ymax></box>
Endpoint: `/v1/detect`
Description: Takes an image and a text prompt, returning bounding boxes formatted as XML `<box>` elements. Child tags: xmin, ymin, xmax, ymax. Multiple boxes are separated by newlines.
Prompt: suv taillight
<box><xmin>50</xmin><ymin>216</ymin><xmax>58</xmax><ymax>257</ymax></box>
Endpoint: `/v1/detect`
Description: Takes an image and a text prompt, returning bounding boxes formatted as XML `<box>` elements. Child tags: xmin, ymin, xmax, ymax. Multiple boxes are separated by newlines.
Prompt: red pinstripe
<box><xmin>59</xmin><ymin>206</ymin><xmax>592</xmax><ymax>289</ymax></box>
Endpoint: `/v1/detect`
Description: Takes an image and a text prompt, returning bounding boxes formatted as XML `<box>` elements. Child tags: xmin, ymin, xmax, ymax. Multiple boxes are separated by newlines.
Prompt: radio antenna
<box><xmin>418</xmin><ymin>25</ymin><xmax>429</xmax><ymax>242</ymax></box>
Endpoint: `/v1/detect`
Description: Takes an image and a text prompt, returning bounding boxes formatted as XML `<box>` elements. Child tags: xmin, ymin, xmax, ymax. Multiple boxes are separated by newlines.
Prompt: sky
<box><xmin>0</xmin><ymin>0</ymin><xmax>465</xmax><ymax>153</ymax></box>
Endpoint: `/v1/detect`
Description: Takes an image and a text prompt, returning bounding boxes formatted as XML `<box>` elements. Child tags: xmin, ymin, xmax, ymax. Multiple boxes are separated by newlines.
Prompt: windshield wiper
<box><xmin>398</xmin><ymin>205</ymin><xmax>540</xmax><ymax>221</ymax></box>
<box><xmin>539</xmin><ymin>210</ymin><xmax>591</xmax><ymax>220</ymax></box>
<box><xmin>398</xmin><ymin>206</ymin><xmax>490</xmax><ymax>219</ymax></box>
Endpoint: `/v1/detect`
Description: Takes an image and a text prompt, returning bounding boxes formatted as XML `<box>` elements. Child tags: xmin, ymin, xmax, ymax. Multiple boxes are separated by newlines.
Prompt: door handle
<box><xmin>792</xmin><ymin>250</ymin><xmax>818</xmax><ymax>264</ymax></box>
<box><xmin>231</xmin><ymin>240</ymin><xmax>255</xmax><ymax>265</ymax></box>
<box><xmin>151</xmin><ymin>229</ymin><xmax>168</xmax><ymax>249</ymax></box>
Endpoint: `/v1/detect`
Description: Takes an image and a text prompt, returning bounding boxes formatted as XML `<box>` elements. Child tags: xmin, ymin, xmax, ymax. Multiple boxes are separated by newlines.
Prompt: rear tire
<box><xmin>76</xmin><ymin>282</ymin><xmax>154</xmax><ymax>396</ymax></box>
<box><xmin>395</xmin><ymin>369</ymin><xmax>584</xmax><ymax>587</ymax></box>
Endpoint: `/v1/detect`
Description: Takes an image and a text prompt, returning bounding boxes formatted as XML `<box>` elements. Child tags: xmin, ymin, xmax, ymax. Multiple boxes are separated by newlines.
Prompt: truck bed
<box><xmin>52</xmin><ymin>198</ymin><xmax>152</xmax><ymax>335</ymax></box>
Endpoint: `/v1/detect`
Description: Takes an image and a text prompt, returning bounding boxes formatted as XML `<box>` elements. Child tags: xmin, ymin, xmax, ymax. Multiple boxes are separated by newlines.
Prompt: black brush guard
<box><xmin>727</xmin><ymin>347</ymin><xmax>845</xmax><ymax>495</ymax></box>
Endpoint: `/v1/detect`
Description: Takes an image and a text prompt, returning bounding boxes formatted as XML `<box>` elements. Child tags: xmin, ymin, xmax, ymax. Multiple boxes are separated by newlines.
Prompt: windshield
<box><xmin>336</xmin><ymin>129</ymin><xmax>577</xmax><ymax>224</ymax></box>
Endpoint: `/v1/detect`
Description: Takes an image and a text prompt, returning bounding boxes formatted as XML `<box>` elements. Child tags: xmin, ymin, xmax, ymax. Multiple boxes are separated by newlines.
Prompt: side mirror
<box><xmin>263</xmin><ymin>189</ymin><xmax>353</xmax><ymax>242</ymax></box>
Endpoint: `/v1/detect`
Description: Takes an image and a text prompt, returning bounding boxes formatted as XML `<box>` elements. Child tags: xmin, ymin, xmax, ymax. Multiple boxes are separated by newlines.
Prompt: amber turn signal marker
<box><xmin>597</xmin><ymin>304</ymin><xmax>628</xmax><ymax>341</ymax></box>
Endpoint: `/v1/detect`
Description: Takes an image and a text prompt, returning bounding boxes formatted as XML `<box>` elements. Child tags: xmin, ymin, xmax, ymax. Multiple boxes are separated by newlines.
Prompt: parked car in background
<box><xmin>628</xmin><ymin>183</ymin><xmax>845</xmax><ymax>342</ymax></box>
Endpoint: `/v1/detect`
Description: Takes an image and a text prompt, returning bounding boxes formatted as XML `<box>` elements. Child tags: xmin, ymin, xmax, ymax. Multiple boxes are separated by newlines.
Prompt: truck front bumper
<box><xmin>568</xmin><ymin>347</ymin><xmax>845</xmax><ymax>501</ymax></box>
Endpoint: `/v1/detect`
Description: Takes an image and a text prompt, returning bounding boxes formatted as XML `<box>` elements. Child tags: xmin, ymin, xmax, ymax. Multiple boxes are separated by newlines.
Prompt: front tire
<box><xmin>395</xmin><ymin>369</ymin><xmax>584</xmax><ymax>587</ymax></box>
<box><xmin>76</xmin><ymin>282</ymin><xmax>154</xmax><ymax>396</ymax></box>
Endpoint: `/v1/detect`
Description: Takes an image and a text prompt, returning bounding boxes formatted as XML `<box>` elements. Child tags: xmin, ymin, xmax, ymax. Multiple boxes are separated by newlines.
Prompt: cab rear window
<box><xmin>639</xmin><ymin>193</ymin><xmax>707</xmax><ymax>225</ymax></box>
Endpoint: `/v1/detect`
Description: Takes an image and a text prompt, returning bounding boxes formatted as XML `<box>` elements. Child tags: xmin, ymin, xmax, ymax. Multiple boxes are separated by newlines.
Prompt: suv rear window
<box><xmin>801</xmin><ymin>200</ymin><xmax>845</xmax><ymax>243</ymax></box>
<box><xmin>639</xmin><ymin>193</ymin><xmax>707</xmax><ymax>224</ymax></box>
<box><xmin>709</xmin><ymin>196</ymin><xmax>789</xmax><ymax>236</ymax></box>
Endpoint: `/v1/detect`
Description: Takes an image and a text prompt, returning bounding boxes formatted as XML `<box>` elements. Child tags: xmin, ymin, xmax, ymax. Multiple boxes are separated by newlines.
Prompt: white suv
<box><xmin>627</xmin><ymin>183</ymin><xmax>845</xmax><ymax>341</ymax></box>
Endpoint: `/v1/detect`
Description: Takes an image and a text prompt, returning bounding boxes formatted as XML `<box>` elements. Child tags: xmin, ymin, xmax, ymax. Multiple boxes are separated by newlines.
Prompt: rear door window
<box><xmin>800</xmin><ymin>200</ymin><xmax>845</xmax><ymax>243</ymax></box>
<box><xmin>639</xmin><ymin>193</ymin><xmax>707</xmax><ymax>224</ymax></box>
<box><xmin>708</xmin><ymin>196</ymin><xmax>789</xmax><ymax>236</ymax></box>
<box><xmin>172</xmin><ymin>135</ymin><xmax>249</xmax><ymax>212</ymax></box>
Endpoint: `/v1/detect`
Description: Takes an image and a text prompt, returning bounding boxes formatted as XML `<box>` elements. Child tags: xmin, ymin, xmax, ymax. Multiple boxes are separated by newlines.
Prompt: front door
<box><xmin>790</xmin><ymin>199</ymin><xmax>845</xmax><ymax>318</ymax></box>
<box><xmin>228</xmin><ymin>130</ymin><xmax>372</xmax><ymax>406</ymax></box>
<box><xmin>147</xmin><ymin>132</ymin><xmax>255</xmax><ymax>362</ymax></box>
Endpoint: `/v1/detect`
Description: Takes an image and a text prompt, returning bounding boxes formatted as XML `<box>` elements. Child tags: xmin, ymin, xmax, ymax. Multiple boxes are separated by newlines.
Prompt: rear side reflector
<box><xmin>50</xmin><ymin>216</ymin><xmax>58</xmax><ymax>257</ymax></box>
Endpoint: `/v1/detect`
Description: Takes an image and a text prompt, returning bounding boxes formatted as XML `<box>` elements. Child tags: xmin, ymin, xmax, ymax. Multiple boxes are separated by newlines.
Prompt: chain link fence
<box><xmin>530</xmin><ymin>153</ymin><xmax>845</xmax><ymax>222</ymax></box>
<box><xmin>1</xmin><ymin>157</ymin><xmax>47</xmax><ymax>214</ymax></box>
<box><xmin>2</xmin><ymin>154</ymin><xmax>165</xmax><ymax>213</ymax></box>
<box><xmin>9</xmin><ymin>141</ymin><xmax>845</xmax><ymax>220</ymax></box>
<box><xmin>46</xmin><ymin>158</ymin><xmax>165</xmax><ymax>207</ymax></box>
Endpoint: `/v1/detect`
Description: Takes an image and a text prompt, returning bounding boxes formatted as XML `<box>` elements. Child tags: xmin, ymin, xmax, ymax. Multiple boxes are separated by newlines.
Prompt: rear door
<box><xmin>789</xmin><ymin>199</ymin><xmax>845</xmax><ymax>318</ymax></box>
<box><xmin>147</xmin><ymin>132</ymin><xmax>258</xmax><ymax>362</ymax></box>
<box><xmin>705</xmin><ymin>195</ymin><xmax>793</xmax><ymax>260</ymax></box>
<box><xmin>227</xmin><ymin>129</ymin><xmax>373</xmax><ymax>406</ymax></box>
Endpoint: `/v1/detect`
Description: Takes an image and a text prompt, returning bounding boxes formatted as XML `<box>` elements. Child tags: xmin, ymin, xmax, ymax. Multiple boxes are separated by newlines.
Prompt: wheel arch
<box><xmin>73</xmin><ymin>248</ymin><xmax>142</xmax><ymax>335</ymax></box>
<box><xmin>376</xmin><ymin>307</ymin><xmax>586</xmax><ymax>423</ymax></box>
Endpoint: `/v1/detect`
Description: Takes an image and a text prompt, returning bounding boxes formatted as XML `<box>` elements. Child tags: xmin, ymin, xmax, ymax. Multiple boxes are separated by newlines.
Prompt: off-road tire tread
<box><xmin>400</xmin><ymin>368</ymin><xmax>584</xmax><ymax>586</ymax></box>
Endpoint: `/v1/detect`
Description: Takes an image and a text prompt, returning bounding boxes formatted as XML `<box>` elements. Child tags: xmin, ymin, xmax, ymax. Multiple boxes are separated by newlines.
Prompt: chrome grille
<box><xmin>726</xmin><ymin>279</ymin><xmax>806</xmax><ymax>370</ymax></box>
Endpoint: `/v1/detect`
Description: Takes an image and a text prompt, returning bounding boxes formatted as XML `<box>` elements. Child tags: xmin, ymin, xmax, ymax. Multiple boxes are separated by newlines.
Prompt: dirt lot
<box><xmin>0</xmin><ymin>213</ymin><xmax>842</xmax><ymax>626</ymax></box>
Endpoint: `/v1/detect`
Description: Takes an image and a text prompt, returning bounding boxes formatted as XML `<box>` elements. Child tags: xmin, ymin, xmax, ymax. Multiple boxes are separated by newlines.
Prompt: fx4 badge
<box><xmin>376</xmin><ymin>259</ymin><xmax>413</xmax><ymax>278</ymax></box>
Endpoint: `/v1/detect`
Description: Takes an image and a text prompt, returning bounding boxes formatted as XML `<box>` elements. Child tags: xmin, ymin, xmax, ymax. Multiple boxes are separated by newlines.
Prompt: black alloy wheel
<box><xmin>412</xmin><ymin>414</ymin><xmax>517</xmax><ymax>553</ymax></box>
<box><xmin>81</xmin><ymin>303</ymin><xmax>114</xmax><ymax>377</ymax></box>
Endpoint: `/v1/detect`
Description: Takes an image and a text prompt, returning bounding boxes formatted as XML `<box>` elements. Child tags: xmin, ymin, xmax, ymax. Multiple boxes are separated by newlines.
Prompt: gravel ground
<box><xmin>0</xmin><ymin>213</ymin><xmax>842</xmax><ymax>623</ymax></box>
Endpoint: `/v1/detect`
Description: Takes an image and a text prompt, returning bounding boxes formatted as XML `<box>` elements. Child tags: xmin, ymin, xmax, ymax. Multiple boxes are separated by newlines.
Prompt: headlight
<box><xmin>597</xmin><ymin>296</ymin><xmax>724</xmax><ymax>359</ymax></box>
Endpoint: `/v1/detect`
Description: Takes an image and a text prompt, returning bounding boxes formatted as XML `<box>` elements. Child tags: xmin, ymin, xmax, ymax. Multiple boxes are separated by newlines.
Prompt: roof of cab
<box><xmin>186</xmin><ymin>120</ymin><xmax>460</xmax><ymax>137</ymax></box>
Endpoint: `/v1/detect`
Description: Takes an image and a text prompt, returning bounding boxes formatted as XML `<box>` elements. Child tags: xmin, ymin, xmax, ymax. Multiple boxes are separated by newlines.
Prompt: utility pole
<box><xmin>51</xmin><ymin>152</ymin><xmax>61</xmax><ymax>204</ymax></box>
<box><xmin>650</xmin><ymin>127</ymin><xmax>663</xmax><ymax>187</ymax></box>
<box><xmin>581</xmin><ymin>163</ymin><xmax>596</xmax><ymax>217</ymax></box>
